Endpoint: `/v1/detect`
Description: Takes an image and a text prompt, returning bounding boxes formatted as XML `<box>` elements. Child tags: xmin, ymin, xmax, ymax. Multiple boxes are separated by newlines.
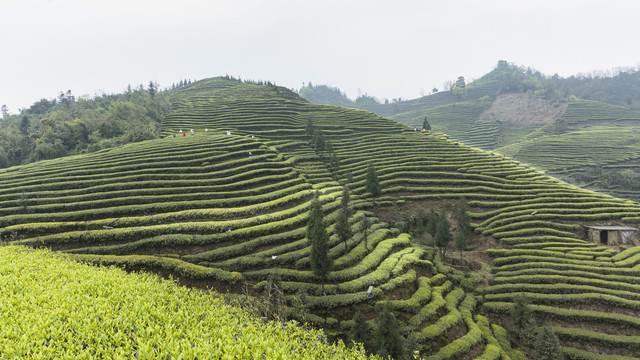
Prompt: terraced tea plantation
<box><xmin>495</xmin><ymin>99</ymin><xmax>640</xmax><ymax>201</ymax></box>
<box><xmin>3</xmin><ymin>77</ymin><xmax>640</xmax><ymax>359</ymax></box>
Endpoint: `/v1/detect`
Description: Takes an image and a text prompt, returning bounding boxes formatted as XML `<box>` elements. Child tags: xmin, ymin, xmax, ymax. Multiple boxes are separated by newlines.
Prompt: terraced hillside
<box><xmin>3</xmin><ymin>77</ymin><xmax>640</xmax><ymax>359</ymax></box>
<box><xmin>495</xmin><ymin>99</ymin><xmax>640</xmax><ymax>201</ymax></box>
<box><xmin>301</xmin><ymin>63</ymin><xmax>640</xmax><ymax>203</ymax></box>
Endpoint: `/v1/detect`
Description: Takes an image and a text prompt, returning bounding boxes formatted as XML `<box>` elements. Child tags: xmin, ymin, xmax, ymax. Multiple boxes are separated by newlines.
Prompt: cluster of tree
<box><xmin>449</xmin><ymin>76</ymin><xmax>467</xmax><ymax>99</ymax></box>
<box><xmin>350</xmin><ymin>305</ymin><xmax>420</xmax><ymax>359</ymax></box>
<box><xmin>509</xmin><ymin>295</ymin><xmax>564</xmax><ymax>360</ymax></box>
<box><xmin>387</xmin><ymin>198</ymin><xmax>471</xmax><ymax>261</ymax></box>
<box><xmin>552</xmin><ymin>66</ymin><xmax>640</xmax><ymax>110</ymax></box>
<box><xmin>0</xmin><ymin>82</ymin><xmax>173</xmax><ymax>168</ymax></box>
<box><xmin>468</xmin><ymin>60</ymin><xmax>562</xmax><ymax>101</ymax></box>
<box><xmin>298</xmin><ymin>83</ymin><xmax>354</xmax><ymax>107</ymax></box>
<box><xmin>306</xmin><ymin>121</ymin><xmax>341</xmax><ymax>173</ymax></box>
<box><xmin>220</xmin><ymin>74</ymin><xmax>276</xmax><ymax>87</ymax></box>
<box><xmin>169</xmin><ymin>79</ymin><xmax>193</xmax><ymax>90</ymax></box>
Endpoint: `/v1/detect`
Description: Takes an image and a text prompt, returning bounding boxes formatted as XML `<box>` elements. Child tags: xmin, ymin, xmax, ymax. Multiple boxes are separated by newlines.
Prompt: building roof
<box><xmin>585</xmin><ymin>225</ymin><xmax>639</xmax><ymax>231</ymax></box>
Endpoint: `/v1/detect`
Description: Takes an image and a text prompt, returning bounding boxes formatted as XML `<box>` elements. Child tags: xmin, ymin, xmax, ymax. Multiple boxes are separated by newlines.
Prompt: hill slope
<box><xmin>300</xmin><ymin>62</ymin><xmax>640</xmax><ymax>202</ymax></box>
<box><xmin>3</xmin><ymin>77</ymin><xmax>640</xmax><ymax>358</ymax></box>
<box><xmin>0</xmin><ymin>246</ymin><xmax>368</xmax><ymax>359</ymax></box>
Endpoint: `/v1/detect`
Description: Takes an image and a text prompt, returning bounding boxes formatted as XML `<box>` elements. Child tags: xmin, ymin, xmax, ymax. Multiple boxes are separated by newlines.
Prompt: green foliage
<box><xmin>509</xmin><ymin>295</ymin><xmax>537</xmax><ymax>345</ymax></box>
<box><xmin>530</xmin><ymin>326</ymin><xmax>564</xmax><ymax>360</ymax></box>
<box><xmin>0</xmin><ymin>84</ymin><xmax>171</xmax><ymax>168</ymax></box>
<box><xmin>335</xmin><ymin>209</ymin><xmax>352</xmax><ymax>251</ymax></box>
<box><xmin>422</xmin><ymin>117</ymin><xmax>431</xmax><ymax>131</ymax></box>
<box><xmin>307</xmin><ymin>192</ymin><xmax>332</xmax><ymax>287</ymax></box>
<box><xmin>365</xmin><ymin>163</ymin><xmax>382</xmax><ymax>199</ymax></box>
<box><xmin>0</xmin><ymin>246</ymin><xmax>369</xmax><ymax>359</ymax></box>
<box><xmin>434</xmin><ymin>212</ymin><xmax>452</xmax><ymax>257</ymax></box>
<box><xmin>350</xmin><ymin>311</ymin><xmax>371</xmax><ymax>350</ymax></box>
<box><xmin>374</xmin><ymin>304</ymin><xmax>403</xmax><ymax>359</ymax></box>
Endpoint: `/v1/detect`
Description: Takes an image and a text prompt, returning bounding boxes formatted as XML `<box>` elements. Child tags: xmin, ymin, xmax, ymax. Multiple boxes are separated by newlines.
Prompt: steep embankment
<box><xmin>2</xmin><ymin>77</ymin><xmax>640</xmax><ymax>358</ymax></box>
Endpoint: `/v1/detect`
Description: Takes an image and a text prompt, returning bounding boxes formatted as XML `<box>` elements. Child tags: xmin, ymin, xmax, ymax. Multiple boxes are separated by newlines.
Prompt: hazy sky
<box><xmin>1</xmin><ymin>0</ymin><xmax>639</xmax><ymax>113</ymax></box>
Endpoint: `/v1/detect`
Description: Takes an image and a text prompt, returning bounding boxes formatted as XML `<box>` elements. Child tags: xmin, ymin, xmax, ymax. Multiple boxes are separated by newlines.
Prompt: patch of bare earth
<box><xmin>479</xmin><ymin>93</ymin><xmax>568</xmax><ymax>127</ymax></box>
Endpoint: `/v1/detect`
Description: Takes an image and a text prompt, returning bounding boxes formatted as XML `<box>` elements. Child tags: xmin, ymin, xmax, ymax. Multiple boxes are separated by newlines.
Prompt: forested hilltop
<box><xmin>0</xmin><ymin>81</ymin><xmax>184</xmax><ymax>168</ymax></box>
<box><xmin>3</xmin><ymin>76</ymin><xmax>640</xmax><ymax>359</ymax></box>
<box><xmin>300</xmin><ymin>61</ymin><xmax>640</xmax><ymax>202</ymax></box>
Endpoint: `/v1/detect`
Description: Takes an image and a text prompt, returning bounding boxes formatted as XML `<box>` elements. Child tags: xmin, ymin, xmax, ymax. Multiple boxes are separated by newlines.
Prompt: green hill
<box><xmin>300</xmin><ymin>62</ymin><xmax>640</xmax><ymax>203</ymax></box>
<box><xmin>3</xmin><ymin>77</ymin><xmax>640</xmax><ymax>359</ymax></box>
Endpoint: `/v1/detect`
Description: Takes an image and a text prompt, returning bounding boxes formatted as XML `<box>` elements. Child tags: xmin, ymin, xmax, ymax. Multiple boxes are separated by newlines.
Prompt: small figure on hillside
<box><xmin>190</xmin><ymin>129</ymin><xmax>194</xmax><ymax>135</ymax></box>
<box><xmin>251</xmin><ymin>135</ymin><xmax>254</xmax><ymax>138</ymax></box>
<box><xmin>205</xmin><ymin>128</ymin><xmax>208</xmax><ymax>132</ymax></box>
<box><xmin>226</xmin><ymin>131</ymin><xmax>231</xmax><ymax>135</ymax></box>
<box><xmin>248</xmin><ymin>151</ymin><xmax>252</xmax><ymax>156</ymax></box>
<box><xmin>179</xmin><ymin>129</ymin><xmax>183</xmax><ymax>134</ymax></box>
<box><xmin>226</xmin><ymin>227</ymin><xmax>232</xmax><ymax>233</ymax></box>
<box><xmin>172</xmin><ymin>134</ymin><xmax>176</xmax><ymax>138</ymax></box>
<box><xmin>182</xmin><ymin>132</ymin><xmax>186</xmax><ymax>137</ymax></box>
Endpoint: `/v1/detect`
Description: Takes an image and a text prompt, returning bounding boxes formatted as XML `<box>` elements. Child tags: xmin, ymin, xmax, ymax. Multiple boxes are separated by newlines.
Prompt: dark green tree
<box><xmin>365</xmin><ymin>163</ymin><xmax>381</xmax><ymax>200</ymax></box>
<box><xmin>456</xmin><ymin>197</ymin><xmax>471</xmax><ymax>237</ymax></box>
<box><xmin>350</xmin><ymin>311</ymin><xmax>371</xmax><ymax>350</ymax></box>
<box><xmin>148</xmin><ymin>81</ymin><xmax>156</xmax><ymax>98</ymax></box>
<box><xmin>306</xmin><ymin>192</ymin><xmax>332</xmax><ymax>292</ymax></box>
<box><xmin>19</xmin><ymin>116</ymin><xmax>30</xmax><ymax>135</ymax></box>
<box><xmin>454</xmin><ymin>231</ymin><xmax>467</xmax><ymax>263</ymax></box>
<box><xmin>434</xmin><ymin>212</ymin><xmax>452</xmax><ymax>257</ymax></box>
<box><xmin>510</xmin><ymin>295</ymin><xmax>537</xmax><ymax>346</ymax></box>
<box><xmin>422</xmin><ymin>117</ymin><xmax>431</xmax><ymax>131</ymax></box>
<box><xmin>426</xmin><ymin>209</ymin><xmax>438</xmax><ymax>242</ymax></box>
<box><xmin>530</xmin><ymin>326</ymin><xmax>564</xmax><ymax>360</ymax></box>
<box><xmin>374</xmin><ymin>304</ymin><xmax>403</xmax><ymax>359</ymax></box>
<box><xmin>335</xmin><ymin>209</ymin><xmax>352</xmax><ymax>251</ymax></box>
<box><xmin>305</xmin><ymin>118</ymin><xmax>314</xmax><ymax>135</ymax></box>
<box><xmin>1</xmin><ymin>105</ymin><xmax>8</xmax><ymax>118</ymax></box>
<box><xmin>341</xmin><ymin>185</ymin><xmax>351</xmax><ymax>215</ymax></box>
<box><xmin>361</xmin><ymin>215</ymin><xmax>372</xmax><ymax>251</ymax></box>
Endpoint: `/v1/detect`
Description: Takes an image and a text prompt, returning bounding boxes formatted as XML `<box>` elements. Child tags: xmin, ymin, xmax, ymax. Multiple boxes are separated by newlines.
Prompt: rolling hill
<box><xmin>300</xmin><ymin>62</ymin><xmax>640</xmax><ymax>203</ymax></box>
<box><xmin>2</xmin><ymin>77</ymin><xmax>640</xmax><ymax>359</ymax></box>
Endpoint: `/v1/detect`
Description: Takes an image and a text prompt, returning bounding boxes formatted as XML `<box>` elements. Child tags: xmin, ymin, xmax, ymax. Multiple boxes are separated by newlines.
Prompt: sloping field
<box><xmin>3</xmin><ymin>77</ymin><xmax>640</xmax><ymax>358</ymax></box>
<box><xmin>495</xmin><ymin>99</ymin><xmax>640</xmax><ymax>201</ymax></box>
<box><xmin>0</xmin><ymin>246</ymin><xmax>368</xmax><ymax>359</ymax></box>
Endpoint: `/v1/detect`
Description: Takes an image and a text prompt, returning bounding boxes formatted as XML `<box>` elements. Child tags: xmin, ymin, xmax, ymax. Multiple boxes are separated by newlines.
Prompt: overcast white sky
<box><xmin>1</xmin><ymin>0</ymin><xmax>639</xmax><ymax>113</ymax></box>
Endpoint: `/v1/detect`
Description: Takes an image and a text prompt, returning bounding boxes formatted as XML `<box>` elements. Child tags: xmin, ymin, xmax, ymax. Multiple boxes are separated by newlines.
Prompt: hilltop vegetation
<box><xmin>300</xmin><ymin>61</ymin><xmax>640</xmax><ymax>202</ymax></box>
<box><xmin>2</xmin><ymin>77</ymin><xmax>640</xmax><ymax>359</ymax></box>
<box><xmin>0</xmin><ymin>81</ymin><xmax>176</xmax><ymax>169</ymax></box>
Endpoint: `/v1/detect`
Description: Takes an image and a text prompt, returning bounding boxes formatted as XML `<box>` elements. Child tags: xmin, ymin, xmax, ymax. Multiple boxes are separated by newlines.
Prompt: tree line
<box><xmin>0</xmin><ymin>82</ymin><xmax>174</xmax><ymax>168</ymax></box>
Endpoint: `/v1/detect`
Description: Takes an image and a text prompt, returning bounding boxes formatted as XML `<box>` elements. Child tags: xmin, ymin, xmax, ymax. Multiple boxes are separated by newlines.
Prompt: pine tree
<box><xmin>148</xmin><ymin>81</ymin><xmax>156</xmax><ymax>98</ymax></box>
<box><xmin>457</xmin><ymin>197</ymin><xmax>471</xmax><ymax>238</ymax></box>
<box><xmin>341</xmin><ymin>185</ymin><xmax>351</xmax><ymax>215</ymax></box>
<box><xmin>434</xmin><ymin>212</ymin><xmax>452</xmax><ymax>257</ymax></box>
<box><xmin>350</xmin><ymin>311</ymin><xmax>371</xmax><ymax>350</ymax></box>
<box><xmin>426</xmin><ymin>209</ymin><xmax>438</xmax><ymax>242</ymax></box>
<box><xmin>335</xmin><ymin>209</ymin><xmax>352</xmax><ymax>251</ymax></box>
<box><xmin>305</xmin><ymin>118</ymin><xmax>314</xmax><ymax>136</ymax></box>
<box><xmin>454</xmin><ymin>231</ymin><xmax>467</xmax><ymax>263</ymax></box>
<box><xmin>374</xmin><ymin>305</ymin><xmax>403</xmax><ymax>359</ymax></box>
<box><xmin>422</xmin><ymin>117</ymin><xmax>431</xmax><ymax>131</ymax></box>
<box><xmin>510</xmin><ymin>295</ymin><xmax>537</xmax><ymax>346</ymax></box>
<box><xmin>306</xmin><ymin>192</ymin><xmax>332</xmax><ymax>292</ymax></box>
<box><xmin>365</xmin><ymin>163</ymin><xmax>381</xmax><ymax>200</ymax></box>
<box><xmin>361</xmin><ymin>215</ymin><xmax>372</xmax><ymax>251</ymax></box>
<box><xmin>530</xmin><ymin>326</ymin><xmax>564</xmax><ymax>360</ymax></box>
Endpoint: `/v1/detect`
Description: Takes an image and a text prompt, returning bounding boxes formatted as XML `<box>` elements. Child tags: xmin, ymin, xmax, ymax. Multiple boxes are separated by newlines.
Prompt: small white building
<box><xmin>585</xmin><ymin>225</ymin><xmax>639</xmax><ymax>246</ymax></box>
